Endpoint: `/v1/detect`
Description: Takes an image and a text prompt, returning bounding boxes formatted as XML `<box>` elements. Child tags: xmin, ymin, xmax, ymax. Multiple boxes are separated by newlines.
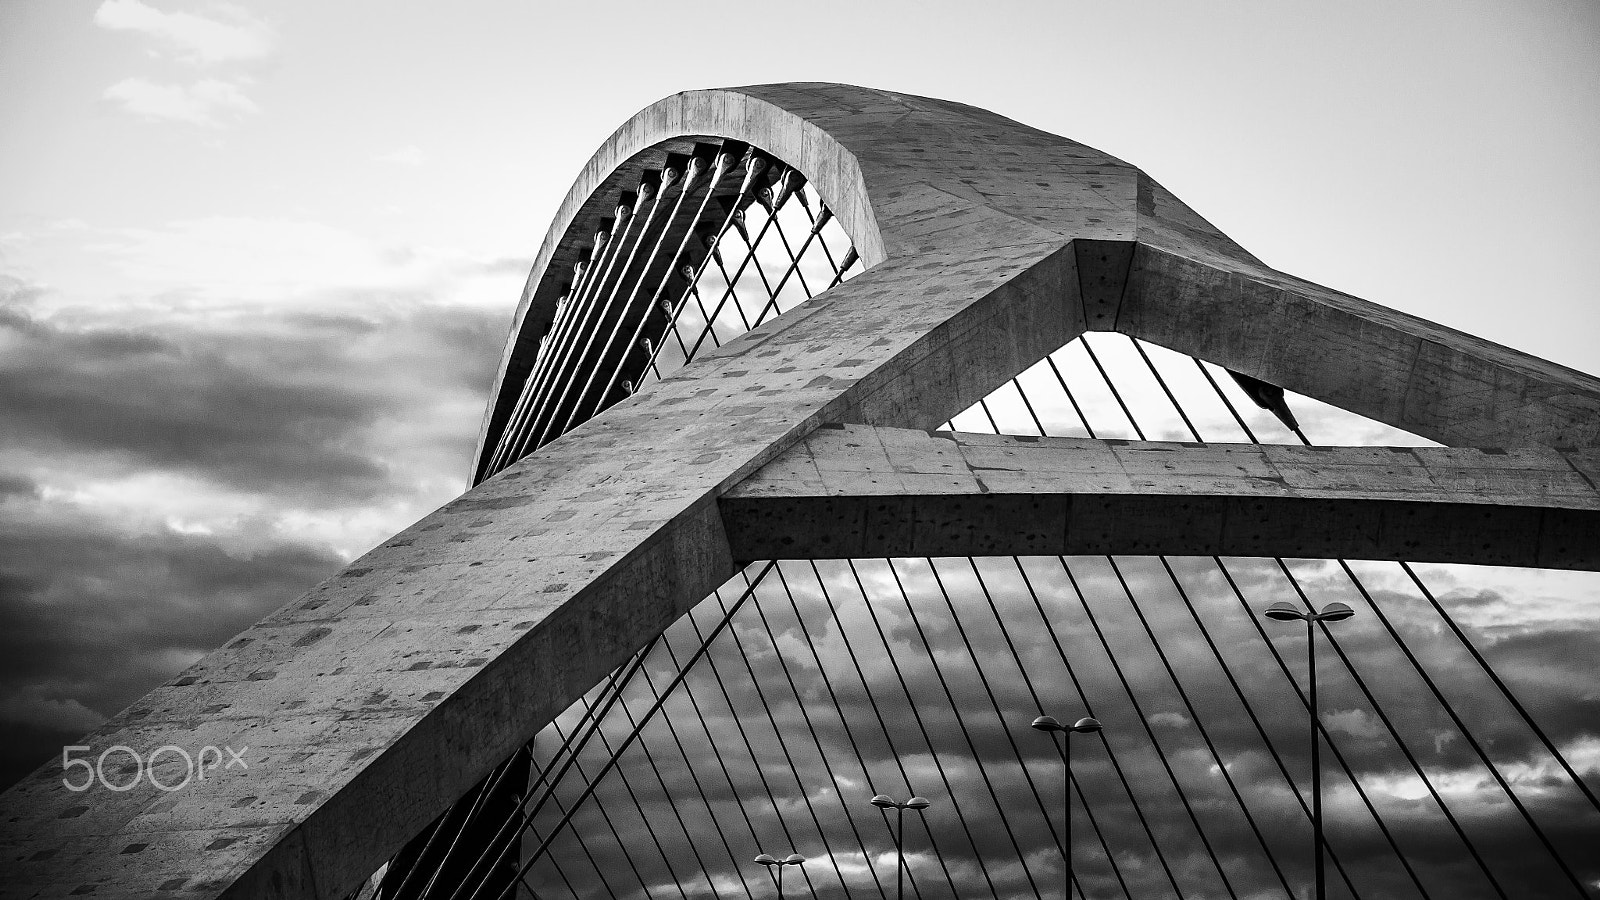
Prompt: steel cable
<box><xmin>478</xmin><ymin>563</ymin><xmax>780</xmax><ymax>900</ymax></box>
<box><xmin>762</xmin><ymin>564</ymin><xmax>894</xmax><ymax>900</ymax></box>
<box><xmin>527</xmin><ymin>170</ymin><xmax>677</xmax><ymax>449</ymax></box>
<box><xmin>814</xmin><ymin>560</ymin><xmax>957</xmax><ymax>898</ymax></box>
<box><xmin>1009</xmin><ymin>557</ymin><xmax>1188</xmax><ymax>899</ymax></box>
<box><xmin>1061</xmin><ymin>557</ymin><xmax>1243</xmax><ymax>900</ymax></box>
<box><xmin>504</xmin><ymin>188</ymin><xmax>643</xmax><ymax>461</ymax></box>
<box><xmin>961</xmin><ymin>557</ymin><xmax>1135</xmax><ymax>900</ymax></box>
<box><xmin>1397</xmin><ymin>560</ymin><xmax>1600</xmax><ymax>812</ymax></box>
<box><xmin>1332</xmin><ymin>558</ymin><xmax>1590</xmax><ymax>896</ymax></box>
<box><xmin>718</xmin><ymin>567</ymin><xmax>869</xmax><ymax>898</ymax></box>
<box><xmin>847</xmin><ymin>558</ymin><xmax>1007</xmax><ymax>899</ymax></box>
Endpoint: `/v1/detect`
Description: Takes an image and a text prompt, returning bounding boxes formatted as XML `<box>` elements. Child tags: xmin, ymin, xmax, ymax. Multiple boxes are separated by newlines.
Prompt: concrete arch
<box><xmin>6</xmin><ymin>83</ymin><xmax>1600</xmax><ymax>900</ymax></box>
<box><xmin>480</xmin><ymin>81</ymin><xmax>1600</xmax><ymax>469</ymax></box>
<box><xmin>473</xmin><ymin>82</ymin><xmax>1156</xmax><ymax>480</ymax></box>
<box><xmin>473</xmin><ymin>85</ymin><xmax>888</xmax><ymax>480</ymax></box>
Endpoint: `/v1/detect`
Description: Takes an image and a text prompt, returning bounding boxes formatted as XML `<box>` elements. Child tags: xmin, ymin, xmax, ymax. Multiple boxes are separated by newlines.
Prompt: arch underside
<box><xmin>4</xmin><ymin>83</ymin><xmax>1599</xmax><ymax>900</ymax></box>
<box><xmin>474</xmin><ymin>84</ymin><xmax>898</xmax><ymax>484</ymax></box>
<box><xmin>476</xmin><ymin>133</ymin><xmax>863</xmax><ymax>483</ymax></box>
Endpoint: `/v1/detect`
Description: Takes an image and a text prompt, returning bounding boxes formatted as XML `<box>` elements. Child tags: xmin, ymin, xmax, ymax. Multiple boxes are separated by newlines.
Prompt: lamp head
<box><xmin>1071</xmin><ymin>717</ymin><xmax>1103</xmax><ymax>733</ymax></box>
<box><xmin>1031</xmin><ymin>715</ymin><xmax>1064</xmax><ymax>733</ymax></box>
<box><xmin>905</xmin><ymin>797</ymin><xmax>930</xmax><ymax>810</ymax></box>
<box><xmin>1263</xmin><ymin>601</ymin><xmax>1308</xmax><ymax>622</ymax></box>
<box><xmin>783</xmin><ymin>854</ymin><xmax>806</xmax><ymax>865</ymax></box>
<box><xmin>1316</xmin><ymin>601</ymin><xmax>1356</xmax><ymax>622</ymax></box>
<box><xmin>870</xmin><ymin>794</ymin><xmax>895</xmax><ymax>809</ymax></box>
<box><xmin>754</xmin><ymin>854</ymin><xmax>778</xmax><ymax>866</ymax></box>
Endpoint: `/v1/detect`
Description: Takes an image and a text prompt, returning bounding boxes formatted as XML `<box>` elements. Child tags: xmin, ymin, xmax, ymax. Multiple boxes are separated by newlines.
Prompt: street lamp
<box><xmin>1263</xmin><ymin>600</ymin><xmax>1355</xmax><ymax>900</ymax></box>
<box><xmin>1031</xmin><ymin>715</ymin><xmax>1103</xmax><ymax>900</ymax></box>
<box><xmin>753</xmin><ymin>853</ymin><xmax>805</xmax><ymax>899</ymax></box>
<box><xmin>870</xmin><ymin>795</ymin><xmax>930</xmax><ymax>900</ymax></box>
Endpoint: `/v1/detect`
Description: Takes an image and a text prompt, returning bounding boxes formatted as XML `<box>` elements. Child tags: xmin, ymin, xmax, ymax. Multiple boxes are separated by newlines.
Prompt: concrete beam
<box><xmin>721</xmin><ymin>425</ymin><xmax>1600</xmax><ymax>569</ymax></box>
<box><xmin>1119</xmin><ymin>233</ymin><xmax>1600</xmax><ymax>450</ymax></box>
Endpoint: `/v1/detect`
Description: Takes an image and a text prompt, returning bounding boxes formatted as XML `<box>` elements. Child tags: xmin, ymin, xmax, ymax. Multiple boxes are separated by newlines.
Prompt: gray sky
<box><xmin>0</xmin><ymin>2</ymin><xmax>1597</xmax><ymax>879</ymax></box>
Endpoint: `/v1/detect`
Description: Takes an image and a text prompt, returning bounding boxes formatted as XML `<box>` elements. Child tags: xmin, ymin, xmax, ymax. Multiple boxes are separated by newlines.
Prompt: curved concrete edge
<box><xmin>470</xmin><ymin>84</ymin><xmax>888</xmax><ymax>481</ymax></box>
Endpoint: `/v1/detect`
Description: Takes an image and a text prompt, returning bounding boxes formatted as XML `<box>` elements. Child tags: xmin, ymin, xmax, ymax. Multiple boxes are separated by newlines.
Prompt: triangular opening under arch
<box><xmin>945</xmin><ymin>332</ymin><xmax>1436</xmax><ymax>447</ymax></box>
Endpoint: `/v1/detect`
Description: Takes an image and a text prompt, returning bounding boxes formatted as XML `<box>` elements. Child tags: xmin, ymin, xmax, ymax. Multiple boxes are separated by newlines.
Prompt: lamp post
<box><xmin>1263</xmin><ymin>600</ymin><xmax>1355</xmax><ymax>900</ymax></box>
<box><xmin>1031</xmin><ymin>715</ymin><xmax>1103</xmax><ymax>900</ymax></box>
<box><xmin>753</xmin><ymin>853</ymin><xmax>805</xmax><ymax>899</ymax></box>
<box><xmin>870</xmin><ymin>795</ymin><xmax>930</xmax><ymax>900</ymax></box>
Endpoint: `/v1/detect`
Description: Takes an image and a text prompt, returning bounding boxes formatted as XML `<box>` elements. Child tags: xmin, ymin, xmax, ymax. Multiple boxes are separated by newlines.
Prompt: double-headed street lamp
<box><xmin>753</xmin><ymin>853</ymin><xmax>806</xmax><ymax>899</ymax></box>
<box><xmin>1031</xmin><ymin>715</ymin><xmax>1103</xmax><ymax>899</ymax></box>
<box><xmin>870</xmin><ymin>795</ymin><xmax>929</xmax><ymax>900</ymax></box>
<box><xmin>1263</xmin><ymin>600</ymin><xmax>1355</xmax><ymax>900</ymax></box>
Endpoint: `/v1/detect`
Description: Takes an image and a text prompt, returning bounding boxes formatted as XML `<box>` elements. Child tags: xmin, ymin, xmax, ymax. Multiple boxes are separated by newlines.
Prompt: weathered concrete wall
<box><xmin>722</xmin><ymin>425</ymin><xmax>1600</xmax><ymax>568</ymax></box>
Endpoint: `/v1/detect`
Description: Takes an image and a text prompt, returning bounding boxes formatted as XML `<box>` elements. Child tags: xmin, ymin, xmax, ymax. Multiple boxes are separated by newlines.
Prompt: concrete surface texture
<box><xmin>2</xmin><ymin>83</ymin><xmax>1597</xmax><ymax>900</ymax></box>
<box><xmin>723</xmin><ymin>424</ymin><xmax>1600</xmax><ymax>567</ymax></box>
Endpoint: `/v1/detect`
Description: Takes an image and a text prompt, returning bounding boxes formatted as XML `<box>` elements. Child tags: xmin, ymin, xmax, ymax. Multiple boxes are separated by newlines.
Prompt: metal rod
<box><xmin>504</xmin><ymin>194</ymin><xmax>640</xmax><ymax>461</ymax></box>
<box><xmin>481</xmin><ymin>563</ymin><xmax>780</xmax><ymax>900</ymax></box>
<box><xmin>639</xmin><ymin>148</ymin><xmax>768</xmax><ymax>376</ymax></box>
<box><xmin>528</xmin><ymin>172</ymin><xmax>668</xmax><ymax>448</ymax></box>
<box><xmin>1309</xmin><ymin>619</ymin><xmax>1324</xmax><ymax>900</ymax></box>
<box><xmin>554</xmin><ymin>154</ymin><xmax>709</xmax><ymax>435</ymax></box>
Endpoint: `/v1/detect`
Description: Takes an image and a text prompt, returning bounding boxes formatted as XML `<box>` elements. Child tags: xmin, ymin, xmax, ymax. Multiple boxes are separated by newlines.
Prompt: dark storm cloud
<box><xmin>0</xmin><ymin>303</ymin><xmax>502</xmax><ymax>503</ymax></box>
<box><xmin>0</xmin><ymin>472</ymin><xmax>37</xmax><ymax>499</ymax></box>
<box><xmin>0</xmin><ymin>506</ymin><xmax>344</xmax><ymax>711</ymax></box>
<box><xmin>0</xmin><ymin>499</ymin><xmax>347</xmax><ymax>786</ymax></box>
<box><xmin>0</xmin><ymin>295</ymin><xmax>507</xmax><ymax>788</ymax></box>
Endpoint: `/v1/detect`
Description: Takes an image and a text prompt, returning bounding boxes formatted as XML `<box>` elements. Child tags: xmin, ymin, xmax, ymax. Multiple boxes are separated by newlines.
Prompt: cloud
<box><xmin>0</xmin><ymin>303</ymin><xmax>499</xmax><ymax>506</ymax></box>
<box><xmin>93</xmin><ymin>0</ymin><xmax>273</xmax><ymax>65</ymax></box>
<box><xmin>0</xmin><ymin>473</ymin><xmax>37</xmax><ymax>500</ymax></box>
<box><xmin>0</xmin><ymin>274</ymin><xmax>47</xmax><ymax>308</ymax></box>
<box><xmin>103</xmin><ymin>76</ymin><xmax>258</xmax><ymax>127</ymax></box>
<box><xmin>0</xmin><ymin>293</ymin><xmax>506</xmax><ymax>788</ymax></box>
<box><xmin>1324</xmin><ymin>707</ymin><xmax>1385</xmax><ymax>739</ymax></box>
<box><xmin>376</xmin><ymin>145</ymin><xmax>427</xmax><ymax>167</ymax></box>
<box><xmin>0</xmin><ymin>686</ymin><xmax>106</xmax><ymax>733</ymax></box>
<box><xmin>0</xmin><ymin>497</ymin><xmax>348</xmax><ymax>772</ymax></box>
<box><xmin>93</xmin><ymin>1</ymin><xmax>274</xmax><ymax>127</ymax></box>
<box><xmin>81</xmin><ymin>216</ymin><xmax>523</xmax><ymax>308</ymax></box>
